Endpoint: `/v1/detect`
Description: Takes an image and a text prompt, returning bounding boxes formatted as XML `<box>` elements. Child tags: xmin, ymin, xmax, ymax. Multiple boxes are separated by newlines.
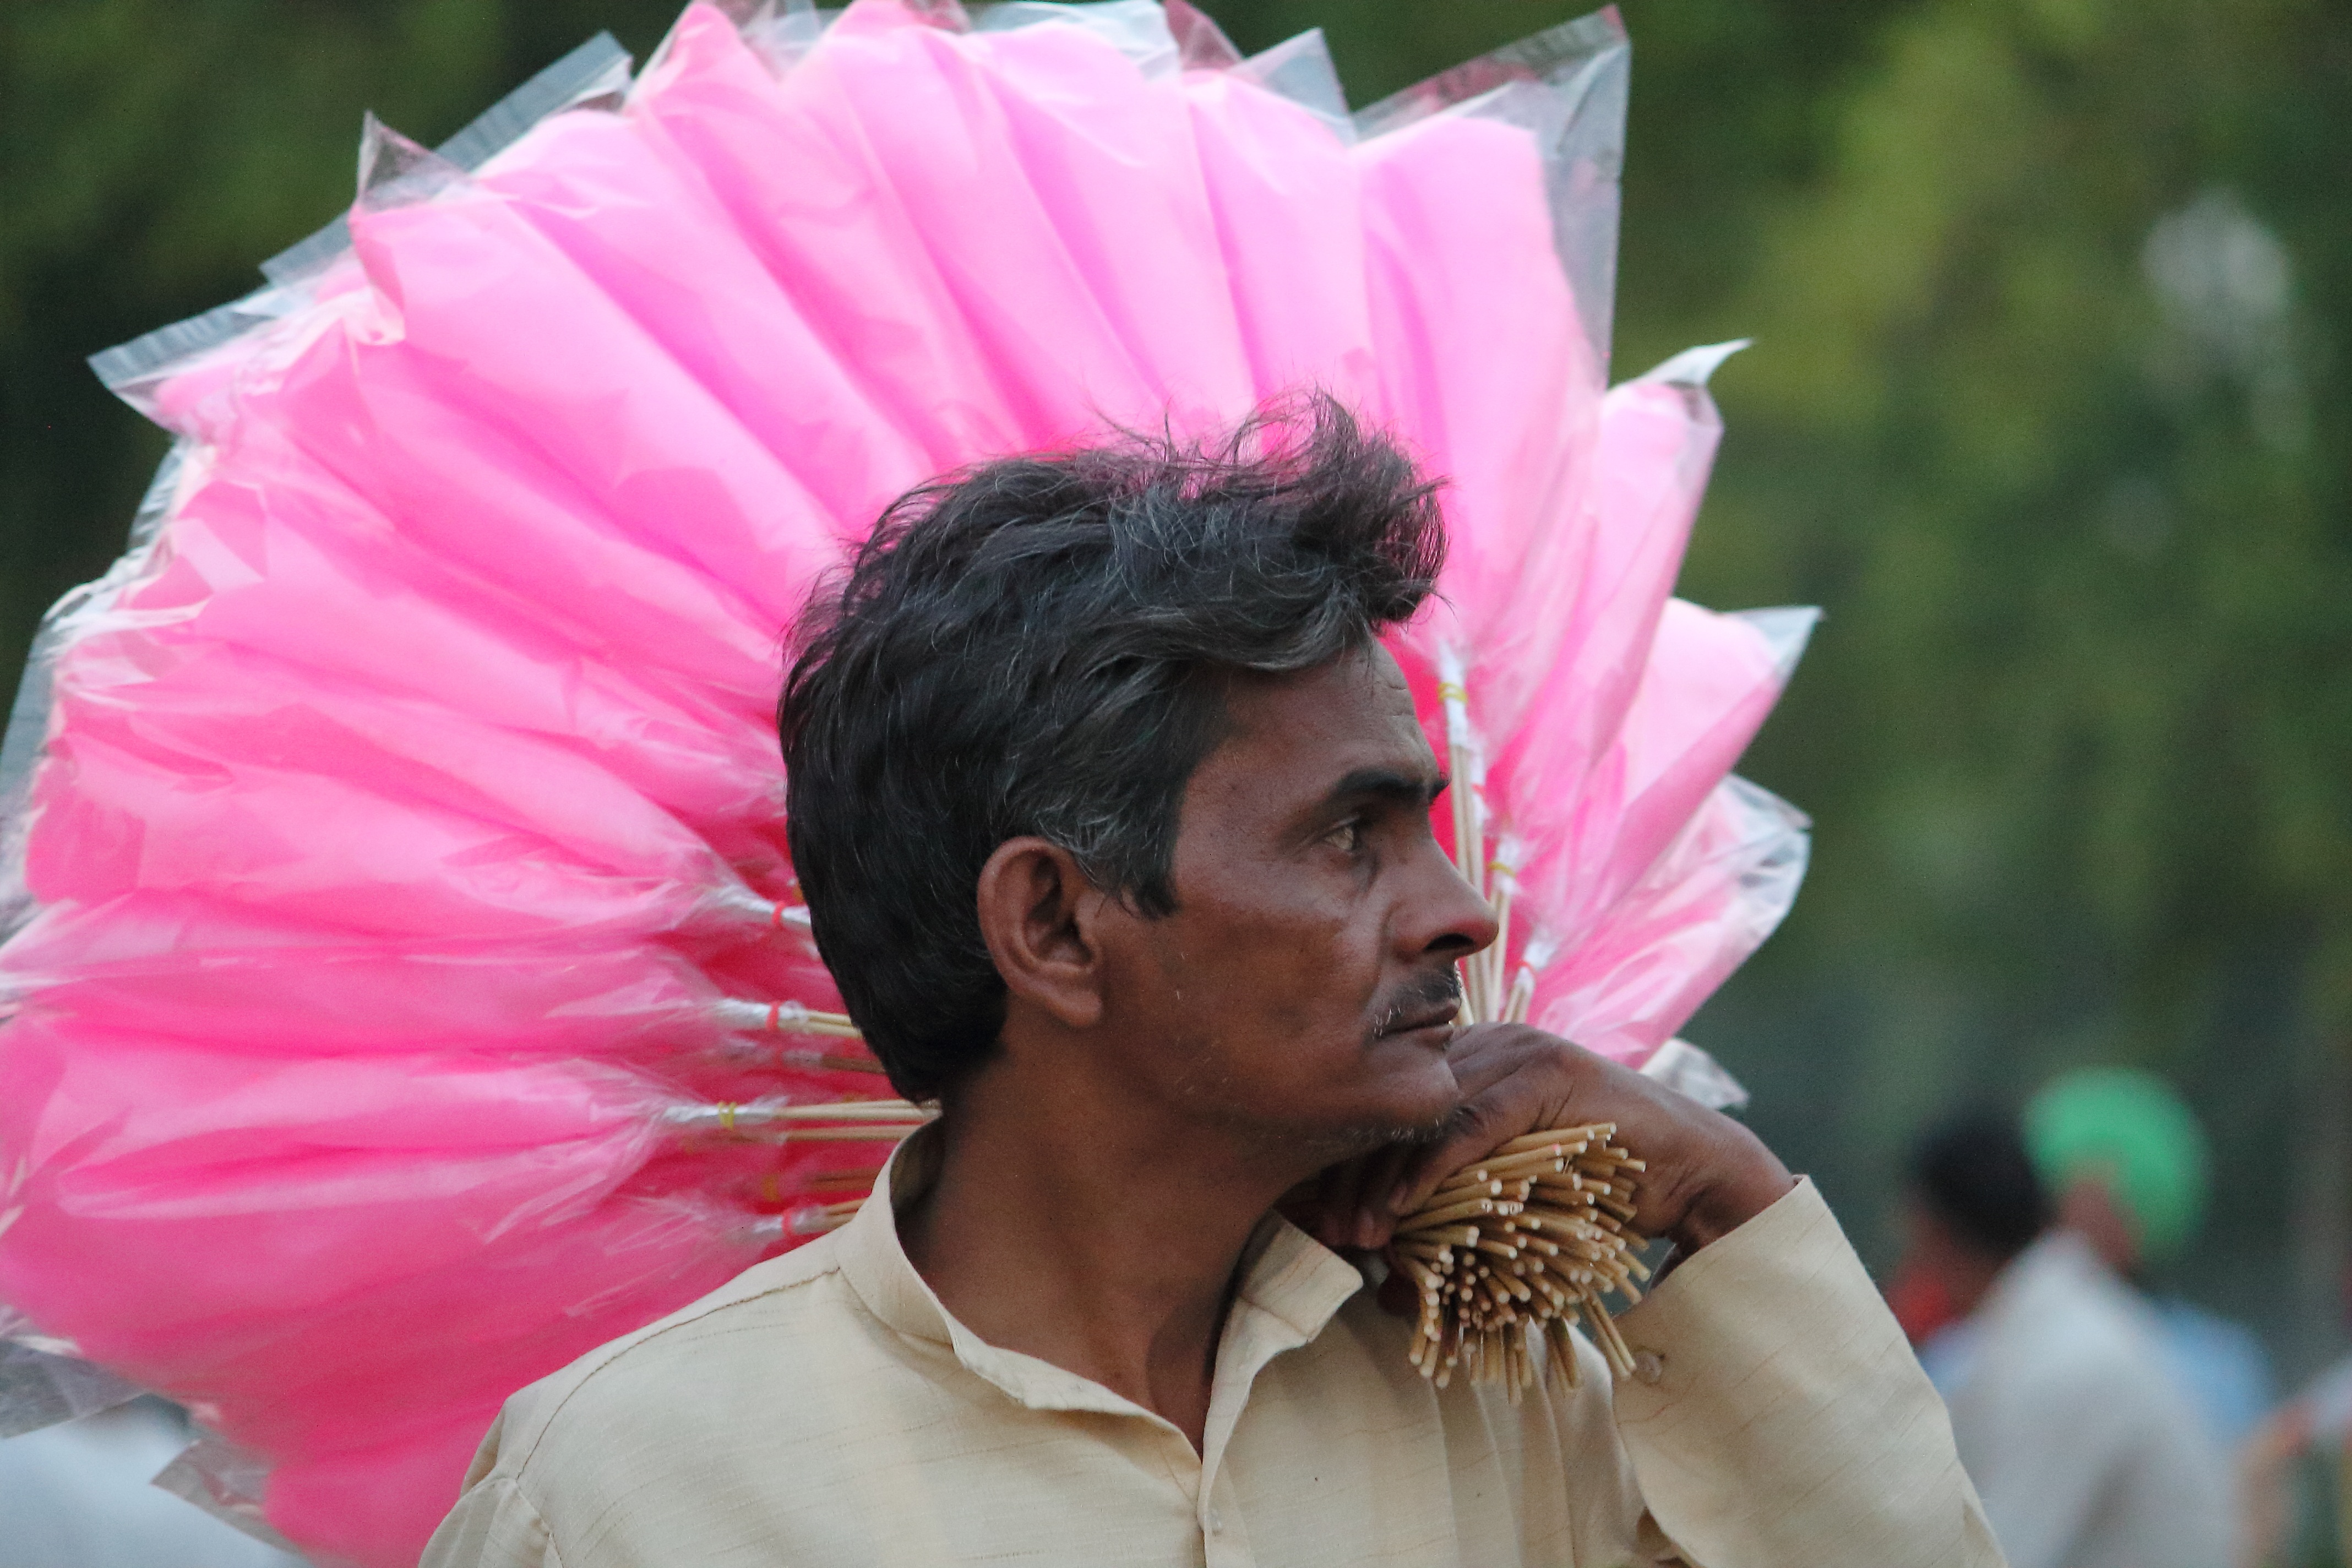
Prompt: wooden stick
<box><xmin>772</xmin><ymin>1126</ymin><xmax>930</xmax><ymax>1141</ymax></box>
<box><xmin>757</xmin><ymin>1099</ymin><xmax>928</xmax><ymax>1121</ymax></box>
<box><xmin>1496</xmin><ymin>1124</ymin><xmax>1614</xmax><ymax>1156</ymax></box>
<box><xmin>800</xmin><ymin>1168</ymin><xmax>884</xmax><ymax>1195</ymax></box>
<box><xmin>1504</xmin><ymin>964</ymin><xmax>1535</xmax><ymax>1025</ymax></box>
<box><xmin>1548</xmin><ymin>1317</ymin><xmax>1581</xmax><ymax>1390</ymax></box>
<box><xmin>792</xmin><ymin>1052</ymin><xmax>891</xmax><ymax>1075</ymax></box>
<box><xmin>1418</xmin><ymin>1224</ymin><xmax>1484</xmax><ymax>1250</ymax></box>
<box><xmin>1446</xmin><ymin>1147</ymin><xmax>1578</xmax><ymax>1183</ymax></box>
<box><xmin>765</xmin><ymin>1007</ymin><xmax>865</xmax><ymax>1039</ymax></box>
<box><xmin>1433</xmin><ymin>1172</ymin><xmax>1508</xmax><ymax>1199</ymax></box>
<box><xmin>1400</xmin><ymin>1195</ymin><xmax>1505</xmax><ymax>1231</ymax></box>
<box><xmin>1485</xmin><ymin>875</ymin><xmax>1513</xmax><ymax>1034</ymax></box>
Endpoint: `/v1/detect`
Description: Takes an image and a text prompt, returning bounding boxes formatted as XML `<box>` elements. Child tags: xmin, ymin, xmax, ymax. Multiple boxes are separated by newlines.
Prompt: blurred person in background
<box><xmin>1891</xmin><ymin>1099</ymin><xmax>2232</xmax><ymax>1568</ymax></box>
<box><xmin>1887</xmin><ymin>1108</ymin><xmax>2047</xmax><ymax>1388</ymax></box>
<box><xmin>0</xmin><ymin>1396</ymin><xmax>308</xmax><ymax>1568</ymax></box>
<box><xmin>2237</xmin><ymin>1275</ymin><xmax>2352</xmax><ymax>1567</ymax></box>
<box><xmin>2026</xmin><ymin>1069</ymin><xmax>2275</xmax><ymax>1453</ymax></box>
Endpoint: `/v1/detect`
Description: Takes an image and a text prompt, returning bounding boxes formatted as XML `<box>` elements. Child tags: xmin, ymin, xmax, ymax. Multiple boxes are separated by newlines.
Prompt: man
<box><xmin>1888</xmin><ymin>1109</ymin><xmax>2051</xmax><ymax>1388</ymax></box>
<box><xmin>2240</xmin><ymin>1348</ymin><xmax>2352</xmax><ymax>1568</ymax></box>
<box><xmin>1894</xmin><ymin>1102</ymin><xmax>2230</xmax><ymax>1568</ymax></box>
<box><xmin>2026</xmin><ymin>1069</ymin><xmax>2272</xmax><ymax>1452</ymax></box>
<box><xmin>425</xmin><ymin>403</ymin><xmax>1996</xmax><ymax>1566</ymax></box>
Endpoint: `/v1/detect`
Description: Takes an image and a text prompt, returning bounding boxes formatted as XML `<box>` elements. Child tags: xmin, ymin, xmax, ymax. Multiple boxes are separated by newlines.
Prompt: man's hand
<box><xmin>1305</xmin><ymin>1024</ymin><xmax>1794</xmax><ymax>1258</ymax></box>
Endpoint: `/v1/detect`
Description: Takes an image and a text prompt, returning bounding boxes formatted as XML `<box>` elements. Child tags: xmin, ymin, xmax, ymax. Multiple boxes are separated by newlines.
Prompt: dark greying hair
<box><xmin>1910</xmin><ymin>1107</ymin><xmax>2050</xmax><ymax>1262</ymax></box>
<box><xmin>778</xmin><ymin>396</ymin><xmax>1445</xmax><ymax>1103</ymax></box>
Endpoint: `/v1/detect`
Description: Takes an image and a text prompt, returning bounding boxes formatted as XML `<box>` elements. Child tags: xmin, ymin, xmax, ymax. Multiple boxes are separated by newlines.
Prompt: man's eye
<box><xmin>1321</xmin><ymin>818</ymin><xmax>1365</xmax><ymax>853</ymax></box>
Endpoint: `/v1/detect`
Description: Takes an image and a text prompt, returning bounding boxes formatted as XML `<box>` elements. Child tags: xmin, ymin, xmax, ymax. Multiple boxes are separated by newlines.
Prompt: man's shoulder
<box><xmin>485</xmin><ymin>1230</ymin><xmax>868</xmax><ymax>1479</ymax></box>
<box><xmin>1982</xmin><ymin>1240</ymin><xmax>2198</xmax><ymax>1410</ymax></box>
<box><xmin>435</xmin><ymin>1228</ymin><xmax>973</xmax><ymax>1565</ymax></box>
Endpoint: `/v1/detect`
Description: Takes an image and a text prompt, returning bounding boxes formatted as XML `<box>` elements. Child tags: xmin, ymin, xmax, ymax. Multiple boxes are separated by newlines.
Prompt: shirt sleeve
<box><xmin>1606</xmin><ymin>1178</ymin><xmax>2006</xmax><ymax>1568</ymax></box>
<box><xmin>420</xmin><ymin>1416</ymin><xmax>567</xmax><ymax>1568</ymax></box>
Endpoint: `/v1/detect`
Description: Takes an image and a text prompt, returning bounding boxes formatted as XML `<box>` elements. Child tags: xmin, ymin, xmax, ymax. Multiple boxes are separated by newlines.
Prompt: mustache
<box><xmin>1367</xmin><ymin>965</ymin><xmax>1463</xmax><ymax>1040</ymax></box>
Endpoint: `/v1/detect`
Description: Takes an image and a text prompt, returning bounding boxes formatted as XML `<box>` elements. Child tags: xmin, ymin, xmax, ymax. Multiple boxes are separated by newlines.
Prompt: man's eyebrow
<box><xmin>1325</xmin><ymin>766</ymin><xmax>1448</xmax><ymax>810</ymax></box>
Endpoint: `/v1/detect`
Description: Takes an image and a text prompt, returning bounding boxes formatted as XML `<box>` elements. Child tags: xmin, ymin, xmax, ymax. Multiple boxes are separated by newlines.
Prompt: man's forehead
<box><xmin>1217</xmin><ymin>647</ymin><xmax>1439</xmax><ymax>788</ymax></box>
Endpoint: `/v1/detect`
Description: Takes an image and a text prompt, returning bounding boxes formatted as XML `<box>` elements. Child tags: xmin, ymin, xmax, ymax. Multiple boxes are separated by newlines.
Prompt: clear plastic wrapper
<box><xmin>0</xmin><ymin>1313</ymin><xmax>145</xmax><ymax>1439</ymax></box>
<box><xmin>1638</xmin><ymin>1037</ymin><xmax>1752</xmax><ymax>1114</ymax></box>
<box><xmin>153</xmin><ymin>1427</ymin><xmax>308</xmax><ymax>1556</ymax></box>
<box><xmin>0</xmin><ymin>4</ymin><xmax>1811</xmax><ymax>1561</ymax></box>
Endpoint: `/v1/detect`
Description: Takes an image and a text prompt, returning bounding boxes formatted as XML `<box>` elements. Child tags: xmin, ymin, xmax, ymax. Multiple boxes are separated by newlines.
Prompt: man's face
<box><xmin>2056</xmin><ymin>1171</ymin><xmax>2141</xmax><ymax>1275</ymax></box>
<box><xmin>1090</xmin><ymin>644</ymin><xmax>1497</xmax><ymax>1159</ymax></box>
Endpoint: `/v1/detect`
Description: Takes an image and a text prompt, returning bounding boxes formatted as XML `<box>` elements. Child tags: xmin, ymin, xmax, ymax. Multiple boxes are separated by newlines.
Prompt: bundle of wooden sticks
<box><xmin>674</xmin><ymin>1086</ymin><xmax>924</xmax><ymax>1234</ymax></box>
<box><xmin>1393</xmin><ymin>1123</ymin><xmax>1648</xmax><ymax>1394</ymax></box>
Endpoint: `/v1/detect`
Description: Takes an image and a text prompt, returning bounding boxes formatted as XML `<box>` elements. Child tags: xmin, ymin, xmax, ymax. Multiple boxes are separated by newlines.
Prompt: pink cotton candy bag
<box><xmin>0</xmin><ymin>6</ymin><xmax>1811</xmax><ymax>1561</ymax></box>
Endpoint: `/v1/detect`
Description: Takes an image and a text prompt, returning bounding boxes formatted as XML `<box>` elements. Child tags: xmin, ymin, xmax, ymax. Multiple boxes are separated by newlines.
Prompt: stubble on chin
<box><xmin>1276</xmin><ymin>1049</ymin><xmax>1464</xmax><ymax>1168</ymax></box>
<box><xmin>1313</xmin><ymin>1110</ymin><xmax>1453</xmax><ymax>1164</ymax></box>
<box><xmin>1217</xmin><ymin>1085</ymin><xmax>1456</xmax><ymax>1170</ymax></box>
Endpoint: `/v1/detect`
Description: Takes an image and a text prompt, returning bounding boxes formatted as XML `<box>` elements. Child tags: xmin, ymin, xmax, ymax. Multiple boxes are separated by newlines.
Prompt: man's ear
<box><xmin>974</xmin><ymin>836</ymin><xmax>1109</xmax><ymax>1031</ymax></box>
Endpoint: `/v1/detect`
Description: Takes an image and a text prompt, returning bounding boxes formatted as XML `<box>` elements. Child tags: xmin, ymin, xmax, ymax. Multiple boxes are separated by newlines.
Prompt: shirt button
<box><xmin>1632</xmin><ymin>1350</ymin><xmax>1665</xmax><ymax>1385</ymax></box>
<box><xmin>1206</xmin><ymin>1510</ymin><xmax>1225</xmax><ymax>1534</ymax></box>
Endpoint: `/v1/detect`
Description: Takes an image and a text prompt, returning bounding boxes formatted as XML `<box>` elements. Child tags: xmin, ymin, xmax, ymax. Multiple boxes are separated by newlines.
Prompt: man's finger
<box><xmin>1434</xmin><ymin>1024</ymin><xmax>1552</xmax><ymax>1097</ymax></box>
<box><xmin>1385</xmin><ymin>1087</ymin><xmax>1537</xmax><ymax>1218</ymax></box>
<box><xmin>1313</xmin><ymin>1156</ymin><xmax>1359</xmax><ymax>1248</ymax></box>
<box><xmin>1374</xmin><ymin>1262</ymin><xmax>1419</xmax><ymax>1317</ymax></box>
<box><xmin>1349</xmin><ymin>1141</ymin><xmax>1417</xmax><ymax>1249</ymax></box>
<box><xmin>1327</xmin><ymin>1155</ymin><xmax>1379</xmax><ymax>1248</ymax></box>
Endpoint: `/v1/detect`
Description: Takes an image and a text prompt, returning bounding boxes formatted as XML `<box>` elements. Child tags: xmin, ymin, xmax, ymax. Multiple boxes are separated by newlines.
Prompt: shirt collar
<box><xmin>834</xmin><ymin>1123</ymin><xmax>1367</xmax><ymax>1430</ymax></box>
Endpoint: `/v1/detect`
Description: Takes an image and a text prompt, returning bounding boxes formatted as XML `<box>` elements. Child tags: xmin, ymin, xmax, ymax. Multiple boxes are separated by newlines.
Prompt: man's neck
<box><xmin>895</xmin><ymin>1060</ymin><xmax>1302</xmax><ymax>1454</ymax></box>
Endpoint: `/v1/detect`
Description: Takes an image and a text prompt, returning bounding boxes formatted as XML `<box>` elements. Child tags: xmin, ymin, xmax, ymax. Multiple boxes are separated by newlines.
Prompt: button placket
<box><xmin>1197</xmin><ymin>1461</ymin><xmax>1256</xmax><ymax>1567</ymax></box>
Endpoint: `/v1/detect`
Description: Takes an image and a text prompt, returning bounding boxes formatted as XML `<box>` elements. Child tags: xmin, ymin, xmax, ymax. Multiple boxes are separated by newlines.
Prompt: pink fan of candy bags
<box><xmin>0</xmin><ymin>4</ymin><xmax>1814</xmax><ymax>1563</ymax></box>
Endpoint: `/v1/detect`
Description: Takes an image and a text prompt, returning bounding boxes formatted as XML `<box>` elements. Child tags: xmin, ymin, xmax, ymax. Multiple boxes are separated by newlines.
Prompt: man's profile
<box><xmin>424</xmin><ymin>401</ymin><xmax>1999</xmax><ymax>1567</ymax></box>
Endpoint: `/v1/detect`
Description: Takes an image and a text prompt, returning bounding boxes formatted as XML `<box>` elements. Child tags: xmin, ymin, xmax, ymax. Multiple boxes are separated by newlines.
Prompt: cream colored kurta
<box><xmin>424</xmin><ymin>1134</ymin><xmax>2000</xmax><ymax>1568</ymax></box>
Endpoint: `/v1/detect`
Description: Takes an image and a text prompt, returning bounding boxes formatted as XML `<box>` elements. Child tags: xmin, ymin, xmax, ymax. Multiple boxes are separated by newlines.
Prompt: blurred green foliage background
<box><xmin>4</xmin><ymin>0</ymin><xmax>2348</xmax><ymax>1501</ymax></box>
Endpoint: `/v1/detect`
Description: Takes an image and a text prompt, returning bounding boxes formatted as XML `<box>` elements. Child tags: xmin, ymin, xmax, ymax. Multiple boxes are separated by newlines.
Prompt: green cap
<box><xmin>2025</xmin><ymin>1068</ymin><xmax>2208</xmax><ymax>1265</ymax></box>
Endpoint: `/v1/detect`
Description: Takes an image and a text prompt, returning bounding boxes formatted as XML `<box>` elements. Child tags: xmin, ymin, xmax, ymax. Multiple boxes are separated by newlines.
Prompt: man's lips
<box><xmin>1376</xmin><ymin>1006</ymin><xmax>1461</xmax><ymax>1041</ymax></box>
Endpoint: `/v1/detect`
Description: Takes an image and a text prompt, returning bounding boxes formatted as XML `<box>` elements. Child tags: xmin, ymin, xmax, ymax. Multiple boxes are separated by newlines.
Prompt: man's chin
<box><xmin>1297</xmin><ymin>1050</ymin><xmax>1462</xmax><ymax>1154</ymax></box>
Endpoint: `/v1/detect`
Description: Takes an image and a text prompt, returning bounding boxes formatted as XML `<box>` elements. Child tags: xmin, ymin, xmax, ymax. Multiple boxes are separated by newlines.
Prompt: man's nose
<box><xmin>1402</xmin><ymin>836</ymin><xmax>1499</xmax><ymax>961</ymax></box>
